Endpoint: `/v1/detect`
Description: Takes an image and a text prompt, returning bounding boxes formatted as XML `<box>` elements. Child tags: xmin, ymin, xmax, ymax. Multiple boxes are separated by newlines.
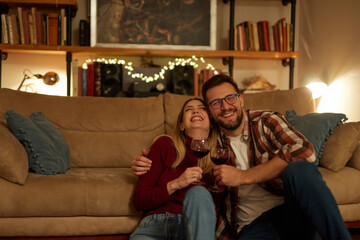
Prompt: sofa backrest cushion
<box><xmin>164</xmin><ymin>87</ymin><xmax>315</xmax><ymax>134</ymax></box>
<box><xmin>0</xmin><ymin>89</ymin><xmax>165</xmax><ymax>168</ymax></box>
<box><xmin>242</xmin><ymin>87</ymin><xmax>314</xmax><ymax>115</ymax></box>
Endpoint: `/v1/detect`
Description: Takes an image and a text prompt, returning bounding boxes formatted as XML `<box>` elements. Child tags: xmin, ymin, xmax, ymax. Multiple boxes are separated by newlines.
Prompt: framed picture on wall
<box><xmin>90</xmin><ymin>0</ymin><xmax>217</xmax><ymax>50</ymax></box>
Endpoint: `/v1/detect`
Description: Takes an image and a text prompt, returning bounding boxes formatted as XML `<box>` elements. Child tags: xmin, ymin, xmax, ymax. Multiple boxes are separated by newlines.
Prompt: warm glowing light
<box><xmin>316</xmin><ymin>75</ymin><xmax>359</xmax><ymax>122</ymax></box>
<box><xmin>306</xmin><ymin>82</ymin><xmax>328</xmax><ymax>99</ymax></box>
<box><xmin>84</xmin><ymin>57</ymin><xmax>218</xmax><ymax>83</ymax></box>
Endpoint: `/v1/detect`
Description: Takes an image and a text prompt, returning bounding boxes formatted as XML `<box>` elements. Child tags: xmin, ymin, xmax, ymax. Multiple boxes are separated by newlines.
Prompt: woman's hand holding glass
<box><xmin>167</xmin><ymin>167</ymin><xmax>203</xmax><ymax>195</ymax></box>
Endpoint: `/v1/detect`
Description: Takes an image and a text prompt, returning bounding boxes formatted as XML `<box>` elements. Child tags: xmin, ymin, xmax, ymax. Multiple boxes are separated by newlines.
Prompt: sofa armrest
<box><xmin>319</xmin><ymin>122</ymin><xmax>360</xmax><ymax>172</ymax></box>
<box><xmin>0</xmin><ymin>122</ymin><xmax>29</xmax><ymax>184</ymax></box>
<box><xmin>347</xmin><ymin>143</ymin><xmax>360</xmax><ymax>171</ymax></box>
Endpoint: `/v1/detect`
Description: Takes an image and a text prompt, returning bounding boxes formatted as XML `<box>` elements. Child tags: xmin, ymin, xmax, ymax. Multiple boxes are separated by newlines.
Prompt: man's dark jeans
<box><xmin>237</xmin><ymin>160</ymin><xmax>351</xmax><ymax>240</ymax></box>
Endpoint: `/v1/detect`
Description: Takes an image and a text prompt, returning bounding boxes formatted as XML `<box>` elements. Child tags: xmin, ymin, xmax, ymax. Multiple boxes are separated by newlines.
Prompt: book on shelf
<box><xmin>42</xmin><ymin>13</ymin><xmax>48</xmax><ymax>45</ymax></box>
<box><xmin>60</xmin><ymin>9</ymin><xmax>65</xmax><ymax>45</ymax></box>
<box><xmin>78</xmin><ymin>66</ymin><xmax>83</xmax><ymax>96</ymax></box>
<box><xmin>21</xmin><ymin>10</ymin><xmax>30</xmax><ymax>44</ymax></box>
<box><xmin>81</xmin><ymin>66</ymin><xmax>87</xmax><ymax>96</ymax></box>
<box><xmin>35</xmin><ymin>11</ymin><xmax>43</xmax><ymax>45</ymax></box>
<box><xmin>276</xmin><ymin>18</ymin><xmax>284</xmax><ymax>52</ymax></box>
<box><xmin>17</xmin><ymin>7</ymin><xmax>25</xmax><ymax>44</ymax></box>
<box><xmin>31</xmin><ymin>7</ymin><xmax>37</xmax><ymax>45</ymax></box>
<box><xmin>86</xmin><ymin>63</ymin><xmax>95</xmax><ymax>96</ymax></box>
<box><xmin>72</xmin><ymin>59</ymin><xmax>78</xmax><ymax>96</ymax></box>
<box><xmin>28</xmin><ymin>12</ymin><xmax>34</xmax><ymax>44</ymax></box>
<box><xmin>252</xmin><ymin>23</ymin><xmax>260</xmax><ymax>51</ymax></box>
<box><xmin>1</xmin><ymin>14</ymin><xmax>9</xmax><ymax>44</ymax></box>
<box><xmin>262</xmin><ymin>21</ymin><xmax>270</xmax><ymax>51</ymax></box>
<box><xmin>7</xmin><ymin>15</ymin><xmax>14</xmax><ymax>44</ymax></box>
<box><xmin>93</xmin><ymin>62</ymin><xmax>102</xmax><ymax>96</ymax></box>
<box><xmin>47</xmin><ymin>12</ymin><xmax>58</xmax><ymax>46</ymax></box>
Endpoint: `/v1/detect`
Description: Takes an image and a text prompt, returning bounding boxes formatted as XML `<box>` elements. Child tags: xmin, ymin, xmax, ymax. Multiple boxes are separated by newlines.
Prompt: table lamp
<box><xmin>18</xmin><ymin>70</ymin><xmax>59</xmax><ymax>91</ymax></box>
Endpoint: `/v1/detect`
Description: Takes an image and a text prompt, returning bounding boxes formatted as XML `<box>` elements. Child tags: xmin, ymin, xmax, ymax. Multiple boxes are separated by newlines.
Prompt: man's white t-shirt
<box><xmin>227</xmin><ymin>135</ymin><xmax>284</xmax><ymax>232</ymax></box>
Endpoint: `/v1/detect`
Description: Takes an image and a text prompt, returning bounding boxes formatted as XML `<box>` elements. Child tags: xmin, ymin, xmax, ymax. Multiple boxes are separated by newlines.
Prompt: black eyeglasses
<box><xmin>208</xmin><ymin>94</ymin><xmax>240</xmax><ymax>109</ymax></box>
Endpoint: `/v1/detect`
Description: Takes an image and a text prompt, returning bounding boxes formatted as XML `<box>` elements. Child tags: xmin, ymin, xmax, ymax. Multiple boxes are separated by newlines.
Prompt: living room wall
<box><xmin>297</xmin><ymin>0</ymin><xmax>360</xmax><ymax>122</ymax></box>
<box><xmin>1</xmin><ymin>0</ymin><xmax>359</xmax><ymax>122</ymax></box>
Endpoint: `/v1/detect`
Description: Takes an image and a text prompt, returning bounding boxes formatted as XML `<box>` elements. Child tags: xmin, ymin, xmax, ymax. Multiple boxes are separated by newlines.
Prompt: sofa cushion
<box><xmin>347</xmin><ymin>143</ymin><xmax>360</xmax><ymax>171</ymax></box>
<box><xmin>319</xmin><ymin>122</ymin><xmax>360</xmax><ymax>171</ymax></box>
<box><xmin>319</xmin><ymin>166</ymin><xmax>360</xmax><ymax>205</ymax></box>
<box><xmin>285</xmin><ymin>110</ymin><xmax>347</xmax><ymax>165</ymax></box>
<box><xmin>4</xmin><ymin>110</ymin><xmax>70</xmax><ymax>175</ymax></box>
<box><xmin>0</xmin><ymin>168</ymin><xmax>141</xmax><ymax>218</ymax></box>
<box><xmin>0</xmin><ymin>122</ymin><xmax>28</xmax><ymax>185</ymax></box>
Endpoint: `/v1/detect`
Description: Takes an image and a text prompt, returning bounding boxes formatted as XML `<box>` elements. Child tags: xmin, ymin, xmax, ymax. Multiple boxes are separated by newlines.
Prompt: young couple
<box><xmin>130</xmin><ymin>74</ymin><xmax>351</xmax><ymax>240</ymax></box>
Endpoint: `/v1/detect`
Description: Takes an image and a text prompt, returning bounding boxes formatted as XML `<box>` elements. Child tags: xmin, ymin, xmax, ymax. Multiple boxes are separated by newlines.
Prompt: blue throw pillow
<box><xmin>4</xmin><ymin>110</ymin><xmax>70</xmax><ymax>175</ymax></box>
<box><xmin>285</xmin><ymin>110</ymin><xmax>347</xmax><ymax>165</ymax></box>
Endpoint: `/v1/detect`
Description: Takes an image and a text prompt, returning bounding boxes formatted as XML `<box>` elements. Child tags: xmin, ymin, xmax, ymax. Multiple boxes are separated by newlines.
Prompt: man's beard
<box><xmin>214</xmin><ymin>108</ymin><xmax>243</xmax><ymax>131</ymax></box>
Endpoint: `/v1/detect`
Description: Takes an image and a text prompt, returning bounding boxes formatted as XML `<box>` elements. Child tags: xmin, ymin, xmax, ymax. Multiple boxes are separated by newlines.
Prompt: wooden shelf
<box><xmin>0</xmin><ymin>44</ymin><xmax>299</xmax><ymax>59</ymax></box>
<box><xmin>0</xmin><ymin>0</ymin><xmax>77</xmax><ymax>9</ymax></box>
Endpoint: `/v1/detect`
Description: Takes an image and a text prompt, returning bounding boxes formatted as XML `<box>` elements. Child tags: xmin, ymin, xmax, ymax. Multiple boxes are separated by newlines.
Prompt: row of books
<box><xmin>71</xmin><ymin>60</ymin><xmax>221</xmax><ymax>98</ymax></box>
<box><xmin>1</xmin><ymin>7</ymin><xmax>67</xmax><ymax>45</ymax></box>
<box><xmin>235</xmin><ymin>18</ymin><xmax>293</xmax><ymax>52</ymax></box>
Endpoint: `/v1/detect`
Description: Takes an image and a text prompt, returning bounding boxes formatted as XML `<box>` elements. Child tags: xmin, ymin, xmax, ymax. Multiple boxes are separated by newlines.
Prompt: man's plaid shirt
<box><xmin>215</xmin><ymin>110</ymin><xmax>316</xmax><ymax>240</ymax></box>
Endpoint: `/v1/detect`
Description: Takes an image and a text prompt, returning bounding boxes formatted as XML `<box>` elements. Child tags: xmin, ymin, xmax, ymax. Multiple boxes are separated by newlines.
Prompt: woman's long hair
<box><xmin>171</xmin><ymin>98</ymin><xmax>218</xmax><ymax>173</ymax></box>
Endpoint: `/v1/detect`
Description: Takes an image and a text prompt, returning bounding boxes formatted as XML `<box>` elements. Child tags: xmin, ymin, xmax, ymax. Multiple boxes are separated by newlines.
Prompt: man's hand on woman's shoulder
<box><xmin>131</xmin><ymin>149</ymin><xmax>152</xmax><ymax>176</ymax></box>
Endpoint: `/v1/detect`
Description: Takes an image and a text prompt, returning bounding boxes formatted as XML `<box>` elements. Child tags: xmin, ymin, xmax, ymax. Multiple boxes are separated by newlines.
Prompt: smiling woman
<box><xmin>130</xmin><ymin>97</ymin><xmax>219</xmax><ymax>239</ymax></box>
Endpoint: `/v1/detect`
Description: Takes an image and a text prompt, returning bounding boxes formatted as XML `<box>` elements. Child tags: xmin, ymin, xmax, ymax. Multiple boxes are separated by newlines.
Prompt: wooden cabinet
<box><xmin>0</xmin><ymin>0</ymin><xmax>298</xmax><ymax>96</ymax></box>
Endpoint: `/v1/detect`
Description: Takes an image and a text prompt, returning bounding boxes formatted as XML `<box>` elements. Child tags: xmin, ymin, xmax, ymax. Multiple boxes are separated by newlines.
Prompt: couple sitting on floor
<box><xmin>129</xmin><ymin>74</ymin><xmax>351</xmax><ymax>240</ymax></box>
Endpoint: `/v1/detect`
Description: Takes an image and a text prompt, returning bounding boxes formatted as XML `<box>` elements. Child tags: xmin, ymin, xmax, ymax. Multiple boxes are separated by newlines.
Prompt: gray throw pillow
<box><xmin>285</xmin><ymin>110</ymin><xmax>347</xmax><ymax>165</ymax></box>
<box><xmin>4</xmin><ymin>110</ymin><xmax>70</xmax><ymax>175</ymax></box>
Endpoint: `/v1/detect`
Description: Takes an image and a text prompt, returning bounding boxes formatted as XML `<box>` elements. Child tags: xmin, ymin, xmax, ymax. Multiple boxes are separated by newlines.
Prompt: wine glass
<box><xmin>208</xmin><ymin>144</ymin><xmax>230</xmax><ymax>192</ymax></box>
<box><xmin>190</xmin><ymin>138</ymin><xmax>210</xmax><ymax>184</ymax></box>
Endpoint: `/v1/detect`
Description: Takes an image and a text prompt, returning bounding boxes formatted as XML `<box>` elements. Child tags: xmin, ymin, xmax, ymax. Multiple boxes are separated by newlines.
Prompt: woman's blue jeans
<box><xmin>130</xmin><ymin>186</ymin><xmax>216</xmax><ymax>240</ymax></box>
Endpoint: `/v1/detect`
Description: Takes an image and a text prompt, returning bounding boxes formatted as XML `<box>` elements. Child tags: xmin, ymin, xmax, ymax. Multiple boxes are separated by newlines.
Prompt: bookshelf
<box><xmin>0</xmin><ymin>0</ymin><xmax>77</xmax><ymax>94</ymax></box>
<box><xmin>225</xmin><ymin>0</ymin><xmax>297</xmax><ymax>89</ymax></box>
<box><xmin>0</xmin><ymin>0</ymin><xmax>298</xmax><ymax>96</ymax></box>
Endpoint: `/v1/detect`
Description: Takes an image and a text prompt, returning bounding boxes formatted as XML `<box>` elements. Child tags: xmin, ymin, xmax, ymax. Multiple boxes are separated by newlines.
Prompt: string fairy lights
<box><xmin>84</xmin><ymin>56</ymin><xmax>219</xmax><ymax>83</ymax></box>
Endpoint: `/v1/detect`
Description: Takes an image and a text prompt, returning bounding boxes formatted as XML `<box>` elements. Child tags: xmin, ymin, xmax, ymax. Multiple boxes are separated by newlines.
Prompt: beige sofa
<box><xmin>0</xmin><ymin>87</ymin><xmax>359</xmax><ymax>237</ymax></box>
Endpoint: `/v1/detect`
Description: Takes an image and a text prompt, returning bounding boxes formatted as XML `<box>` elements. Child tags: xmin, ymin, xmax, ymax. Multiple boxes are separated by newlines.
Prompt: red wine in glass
<box><xmin>193</xmin><ymin>149</ymin><xmax>210</xmax><ymax>159</ymax></box>
<box><xmin>190</xmin><ymin>138</ymin><xmax>210</xmax><ymax>185</ymax></box>
<box><xmin>209</xmin><ymin>145</ymin><xmax>230</xmax><ymax>192</ymax></box>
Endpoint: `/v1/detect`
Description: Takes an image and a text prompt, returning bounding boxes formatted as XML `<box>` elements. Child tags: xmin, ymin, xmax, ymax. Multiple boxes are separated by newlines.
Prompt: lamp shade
<box><xmin>301</xmin><ymin>73</ymin><xmax>327</xmax><ymax>99</ymax></box>
<box><xmin>41</xmin><ymin>72</ymin><xmax>59</xmax><ymax>85</ymax></box>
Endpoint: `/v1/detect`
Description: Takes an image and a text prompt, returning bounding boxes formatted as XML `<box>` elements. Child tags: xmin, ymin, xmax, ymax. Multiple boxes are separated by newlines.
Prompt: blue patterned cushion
<box><xmin>285</xmin><ymin>110</ymin><xmax>347</xmax><ymax>165</ymax></box>
<box><xmin>4</xmin><ymin>110</ymin><xmax>70</xmax><ymax>175</ymax></box>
